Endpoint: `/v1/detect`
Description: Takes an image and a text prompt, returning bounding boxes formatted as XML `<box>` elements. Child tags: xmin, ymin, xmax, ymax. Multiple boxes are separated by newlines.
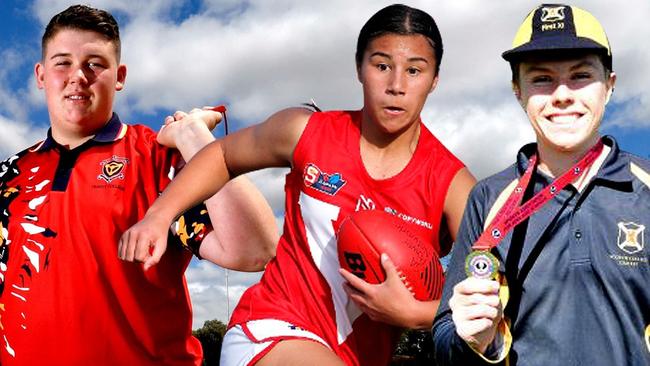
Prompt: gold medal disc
<box><xmin>465</xmin><ymin>251</ymin><xmax>499</xmax><ymax>280</ymax></box>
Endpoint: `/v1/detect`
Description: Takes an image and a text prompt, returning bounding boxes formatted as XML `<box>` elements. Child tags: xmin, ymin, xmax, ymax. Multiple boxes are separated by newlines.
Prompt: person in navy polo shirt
<box><xmin>432</xmin><ymin>4</ymin><xmax>650</xmax><ymax>365</ymax></box>
<box><xmin>0</xmin><ymin>4</ymin><xmax>277</xmax><ymax>365</ymax></box>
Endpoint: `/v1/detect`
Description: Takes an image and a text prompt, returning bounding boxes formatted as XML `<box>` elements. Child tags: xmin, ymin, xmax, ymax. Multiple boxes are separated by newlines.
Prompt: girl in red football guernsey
<box><xmin>120</xmin><ymin>4</ymin><xmax>475</xmax><ymax>365</ymax></box>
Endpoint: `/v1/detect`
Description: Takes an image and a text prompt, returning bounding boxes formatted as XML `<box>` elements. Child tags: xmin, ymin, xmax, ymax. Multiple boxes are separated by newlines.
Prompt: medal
<box><xmin>465</xmin><ymin>250</ymin><xmax>499</xmax><ymax>280</ymax></box>
<box><xmin>465</xmin><ymin>141</ymin><xmax>604</xmax><ymax>280</ymax></box>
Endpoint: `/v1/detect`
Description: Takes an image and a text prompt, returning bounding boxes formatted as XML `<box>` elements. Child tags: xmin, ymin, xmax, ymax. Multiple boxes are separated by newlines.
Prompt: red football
<box><xmin>336</xmin><ymin>209</ymin><xmax>444</xmax><ymax>301</ymax></box>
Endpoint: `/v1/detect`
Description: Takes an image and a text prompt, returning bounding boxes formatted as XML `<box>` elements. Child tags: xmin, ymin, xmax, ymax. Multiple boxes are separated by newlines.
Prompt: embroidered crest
<box><xmin>98</xmin><ymin>156</ymin><xmax>129</xmax><ymax>183</ymax></box>
<box><xmin>617</xmin><ymin>222</ymin><xmax>645</xmax><ymax>254</ymax></box>
<box><xmin>541</xmin><ymin>6</ymin><xmax>566</xmax><ymax>22</ymax></box>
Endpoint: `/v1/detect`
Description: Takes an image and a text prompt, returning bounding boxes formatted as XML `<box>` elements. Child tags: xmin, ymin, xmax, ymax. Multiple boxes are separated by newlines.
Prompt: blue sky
<box><xmin>1</xmin><ymin>0</ymin><xmax>649</xmax><ymax>328</ymax></box>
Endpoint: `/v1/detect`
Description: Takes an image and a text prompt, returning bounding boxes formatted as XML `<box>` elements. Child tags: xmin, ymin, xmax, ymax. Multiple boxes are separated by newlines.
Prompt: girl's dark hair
<box><xmin>355</xmin><ymin>4</ymin><xmax>443</xmax><ymax>75</ymax></box>
<box><xmin>42</xmin><ymin>4</ymin><xmax>121</xmax><ymax>61</ymax></box>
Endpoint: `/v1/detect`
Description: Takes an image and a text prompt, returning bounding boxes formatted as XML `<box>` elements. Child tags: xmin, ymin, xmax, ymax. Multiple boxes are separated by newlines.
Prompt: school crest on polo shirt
<box><xmin>98</xmin><ymin>156</ymin><xmax>129</xmax><ymax>183</ymax></box>
<box><xmin>609</xmin><ymin>221</ymin><xmax>648</xmax><ymax>268</ymax></box>
<box><xmin>617</xmin><ymin>222</ymin><xmax>645</xmax><ymax>254</ymax></box>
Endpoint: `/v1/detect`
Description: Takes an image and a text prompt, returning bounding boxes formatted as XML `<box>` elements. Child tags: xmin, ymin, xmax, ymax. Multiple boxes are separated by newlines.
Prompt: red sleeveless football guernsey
<box><xmin>229</xmin><ymin>110</ymin><xmax>464</xmax><ymax>365</ymax></box>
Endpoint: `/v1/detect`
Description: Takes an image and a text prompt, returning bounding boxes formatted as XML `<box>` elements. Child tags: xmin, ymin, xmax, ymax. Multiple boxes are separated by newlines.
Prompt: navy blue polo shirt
<box><xmin>433</xmin><ymin>136</ymin><xmax>650</xmax><ymax>366</ymax></box>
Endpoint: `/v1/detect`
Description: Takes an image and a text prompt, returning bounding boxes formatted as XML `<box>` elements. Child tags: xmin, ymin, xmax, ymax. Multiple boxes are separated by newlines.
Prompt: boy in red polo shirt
<box><xmin>0</xmin><ymin>5</ymin><xmax>277</xmax><ymax>365</ymax></box>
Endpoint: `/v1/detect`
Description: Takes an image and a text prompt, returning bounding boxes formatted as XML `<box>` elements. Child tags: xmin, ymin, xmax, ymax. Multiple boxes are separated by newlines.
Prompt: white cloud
<box><xmin>31</xmin><ymin>0</ymin><xmax>180</xmax><ymax>24</ymax></box>
<box><xmin>245</xmin><ymin>168</ymin><xmax>289</xmax><ymax>216</ymax></box>
<box><xmin>116</xmin><ymin>1</ymin><xmax>363</xmax><ymax>120</ymax></box>
<box><xmin>185</xmin><ymin>259</ymin><xmax>262</xmax><ymax>326</ymax></box>
<box><xmin>0</xmin><ymin>115</ymin><xmax>48</xmax><ymax>160</ymax></box>
<box><xmin>0</xmin><ymin>49</ymin><xmax>48</xmax><ymax>159</ymax></box>
<box><xmin>0</xmin><ymin>50</ymin><xmax>29</xmax><ymax>122</ymax></box>
<box><xmin>423</xmin><ymin>102</ymin><xmax>536</xmax><ymax>179</ymax></box>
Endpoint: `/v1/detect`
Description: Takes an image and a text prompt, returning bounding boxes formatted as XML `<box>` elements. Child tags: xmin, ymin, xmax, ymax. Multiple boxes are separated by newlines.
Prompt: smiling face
<box><xmin>36</xmin><ymin>29</ymin><xmax>126</xmax><ymax>147</ymax></box>
<box><xmin>357</xmin><ymin>33</ymin><xmax>438</xmax><ymax>138</ymax></box>
<box><xmin>514</xmin><ymin>53</ymin><xmax>615</xmax><ymax>157</ymax></box>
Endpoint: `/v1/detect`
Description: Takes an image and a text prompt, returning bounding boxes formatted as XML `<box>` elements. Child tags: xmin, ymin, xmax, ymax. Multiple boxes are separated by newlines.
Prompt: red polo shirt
<box><xmin>0</xmin><ymin>114</ymin><xmax>204</xmax><ymax>365</ymax></box>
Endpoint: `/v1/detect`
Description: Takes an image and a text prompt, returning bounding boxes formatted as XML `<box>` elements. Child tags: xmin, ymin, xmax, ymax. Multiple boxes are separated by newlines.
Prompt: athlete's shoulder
<box><xmin>120</xmin><ymin>122</ymin><xmax>174</xmax><ymax>155</ymax></box>
<box><xmin>603</xmin><ymin>135</ymin><xmax>650</xmax><ymax>189</ymax></box>
<box><xmin>112</xmin><ymin>123</ymin><xmax>181</xmax><ymax>174</ymax></box>
<box><xmin>621</xmin><ymin>150</ymin><xmax>650</xmax><ymax>190</ymax></box>
<box><xmin>122</xmin><ymin>123</ymin><xmax>158</xmax><ymax>142</ymax></box>
<box><xmin>296</xmin><ymin>110</ymin><xmax>357</xmax><ymax>141</ymax></box>
<box><xmin>307</xmin><ymin>110</ymin><xmax>357</xmax><ymax>125</ymax></box>
<box><xmin>622</xmin><ymin>149</ymin><xmax>650</xmax><ymax>170</ymax></box>
<box><xmin>291</xmin><ymin>110</ymin><xmax>360</xmax><ymax>170</ymax></box>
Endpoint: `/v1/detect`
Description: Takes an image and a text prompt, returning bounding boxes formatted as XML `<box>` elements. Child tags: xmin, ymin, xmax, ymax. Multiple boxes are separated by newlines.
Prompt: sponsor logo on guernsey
<box><xmin>98</xmin><ymin>156</ymin><xmax>129</xmax><ymax>183</ymax></box>
<box><xmin>303</xmin><ymin>163</ymin><xmax>346</xmax><ymax>196</ymax></box>
<box><xmin>610</xmin><ymin>221</ymin><xmax>648</xmax><ymax>267</ymax></box>
<box><xmin>355</xmin><ymin>194</ymin><xmax>376</xmax><ymax>211</ymax></box>
<box><xmin>384</xmin><ymin>206</ymin><xmax>433</xmax><ymax>230</ymax></box>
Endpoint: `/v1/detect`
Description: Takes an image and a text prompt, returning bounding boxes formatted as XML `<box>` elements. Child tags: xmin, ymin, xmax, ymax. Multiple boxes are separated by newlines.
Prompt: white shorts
<box><xmin>219</xmin><ymin>319</ymin><xmax>330</xmax><ymax>366</ymax></box>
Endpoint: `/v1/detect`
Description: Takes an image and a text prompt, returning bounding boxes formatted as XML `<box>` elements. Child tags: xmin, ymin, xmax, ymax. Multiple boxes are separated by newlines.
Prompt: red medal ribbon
<box><xmin>472</xmin><ymin>140</ymin><xmax>604</xmax><ymax>251</ymax></box>
<box><xmin>208</xmin><ymin>105</ymin><xmax>229</xmax><ymax>135</ymax></box>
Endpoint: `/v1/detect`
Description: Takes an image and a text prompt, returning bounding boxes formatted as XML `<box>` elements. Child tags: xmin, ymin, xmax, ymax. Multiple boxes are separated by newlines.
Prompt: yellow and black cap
<box><xmin>502</xmin><ymin>4</ymin><xmax>612</xmax><ymax>69</ymax></box>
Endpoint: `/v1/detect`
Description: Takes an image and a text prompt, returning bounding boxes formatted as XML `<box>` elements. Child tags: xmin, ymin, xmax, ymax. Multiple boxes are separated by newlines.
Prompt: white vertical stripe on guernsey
<box><xmin>299</xmin><ymin>192</ymin><xmax>361</xmax><ymax>345</ymax></box>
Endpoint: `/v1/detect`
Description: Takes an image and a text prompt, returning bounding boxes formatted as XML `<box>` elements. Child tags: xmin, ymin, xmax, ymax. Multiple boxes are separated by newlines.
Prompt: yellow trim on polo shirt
<box><xmin>116</xmin><ymin>123</ymin><xmax>129</xmax><ymax>140</ymax></box>
<box><xmin>29</xmin><ymin>140</ymin><xmax>46</xmax><ymax>152</ymax></box>
<box><xmin>572</xmin><ymin>6</ymin><xmax>610</xmax><ymax>53</ymax></box>
<box><xmin>645</xmin><ymin>324</ymin><xmax>650</xmax><ymax>352</ymax></box>
<box><xmin>0</xmin><ymin>302</ymin><xmax>4</xmax><ymax>330</ymax></box>
<box><xmin>474</xmin><ymin>182</ymin><xmax>517</xmax><ymax>363</ymax></box>
<box><xmin>484</xmin><ymin>179</ymin><xmax>519</xmax><ymax>230</ymax></box>
<box><xmin>631</xmin><ymin>162</ymin><xmax>650</xmax><ymax>189</ymax></box>
<box><xmin>511</xmin><ymin>11</ymin><xmax>535</xmax><ymax>48</ymax></box>
<box><xmin>467</xmin><ymin>320</ymin><xmax>512</xmax><ymax>364</ymax></box>
<box><xmin>464</xmin><ymin>274</ymin><xmax>513</xmax><ymax>364</ymax></box>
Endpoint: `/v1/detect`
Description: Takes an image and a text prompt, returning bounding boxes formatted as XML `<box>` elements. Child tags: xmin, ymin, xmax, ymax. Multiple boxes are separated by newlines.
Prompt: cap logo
<box><xmin>541</xmin><ymin>6</ymin><xmax>566</xmax><ymax>22</ymax></box>
<box><xmin>503</xmin><ymin>5</ymin><xmax>612</xmax><ymax>69</ymax></box>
